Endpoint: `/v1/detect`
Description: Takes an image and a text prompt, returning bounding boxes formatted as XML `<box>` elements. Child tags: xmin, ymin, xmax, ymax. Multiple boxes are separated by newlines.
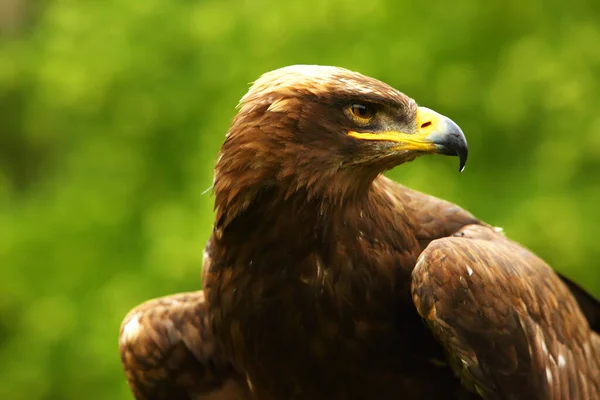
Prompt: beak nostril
<box><xmin>421</xmin><ymin>121</ymin><xmax>432</xmax><ymax>129</ymax></box>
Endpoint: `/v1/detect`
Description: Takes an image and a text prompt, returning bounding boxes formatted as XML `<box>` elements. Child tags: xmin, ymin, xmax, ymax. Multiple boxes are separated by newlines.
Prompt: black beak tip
<box><xmin>436</xmin><ymin>118</ymin><xmax>468</xmax><ymax>173</ymax></box>
<box><xmin>433</xmin><ymin>133</ymin><xmax>468</xmax><ymax>172</ymax></box>
<box><xmin>458</xmin><ymin>148</ymin><xmax>468</xmax><ymax>173</ymax></box>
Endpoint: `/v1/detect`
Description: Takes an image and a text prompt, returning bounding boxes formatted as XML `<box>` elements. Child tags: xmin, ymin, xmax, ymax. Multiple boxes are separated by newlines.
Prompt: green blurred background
<box><xmin>1</xmin><ymin>0</ymin><xmax>599</xmax><ymax>398</ymax></box>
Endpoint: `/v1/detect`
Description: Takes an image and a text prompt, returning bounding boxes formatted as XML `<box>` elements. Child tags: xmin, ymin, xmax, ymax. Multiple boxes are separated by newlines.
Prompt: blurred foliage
<box><xmin>1</xmin><ymin>0</ymin><xmax>599</xmax><ymax>398</ymax></box>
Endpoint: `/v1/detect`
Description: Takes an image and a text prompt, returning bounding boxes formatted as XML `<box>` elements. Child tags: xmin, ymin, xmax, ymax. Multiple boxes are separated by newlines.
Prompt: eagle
<box><xmin>119</xmin><ymin>65</ymin><xmax>600</xmax><ymax>400</ymax></box>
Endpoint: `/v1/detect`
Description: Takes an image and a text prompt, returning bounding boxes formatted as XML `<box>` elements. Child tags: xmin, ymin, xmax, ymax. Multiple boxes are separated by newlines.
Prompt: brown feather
<box><xmin>412</xmin><ymin>225</ymin><xmax>600</xmax><ymax>399</ymax></box>
<box><xmin>119</xmin><ymin>292</ymin><xmax>249</xmax><ymax>399</ymax></box>
<box><xmin>203</xmin><ymin>66</ymin><xmax>488</xmax><ymax>399</ymax></box>
<box><xmin>120</xmin><ymin>65</ymin><xmax>600</xmax><ymax>400</ymax></box>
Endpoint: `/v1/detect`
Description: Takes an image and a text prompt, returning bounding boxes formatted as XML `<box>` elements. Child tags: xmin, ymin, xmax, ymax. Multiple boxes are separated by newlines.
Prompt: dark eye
<box><xmin>348</xmin><ymin>103</ymin><xmax>376</xmax><ymax>123</ymax></box>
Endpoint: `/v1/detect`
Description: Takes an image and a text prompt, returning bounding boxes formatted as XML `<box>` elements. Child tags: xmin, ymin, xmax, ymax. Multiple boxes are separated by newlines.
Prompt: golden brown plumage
<box><xmin>413</xmin><ymin>224</ymin><xmax>600</xmax><ymax>399</ymax></box>
<box><xmin>119</xmin><ymin>292</ymin><xmax>249</xmax><ymax>399</ymax></box>
<box><xmin>119</xmin><ymin>65</ymin><xmax>600</xmax><ymax>399</ymax></box>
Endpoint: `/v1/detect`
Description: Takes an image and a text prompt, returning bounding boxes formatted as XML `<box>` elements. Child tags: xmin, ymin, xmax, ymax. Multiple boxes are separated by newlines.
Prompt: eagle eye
<box><xmin>347</xmin><ymin>103</ymin><xmax>377</xmax><ymax>125</ymax></box>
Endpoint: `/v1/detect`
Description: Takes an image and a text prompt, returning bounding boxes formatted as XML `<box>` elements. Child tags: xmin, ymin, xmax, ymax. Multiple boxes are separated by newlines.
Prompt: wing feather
<box><xmin>412</xmin><ymin>224</ymin><xmax>600</xmax><ymax>399</ymax></box>
<box><xmin>556</xmin><ymin>273</ymin><xmax>600</xmax><ymax>333</ymax></box>
<box><xmin>118</xmin><ymin>291</ymin><xmax>248</xmax><ymax>400</ymax></box>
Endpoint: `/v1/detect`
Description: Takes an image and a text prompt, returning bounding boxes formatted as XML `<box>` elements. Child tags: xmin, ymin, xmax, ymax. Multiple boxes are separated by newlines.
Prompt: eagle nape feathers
<box><xmin>119</xmin><ymin>65</ymin><xmax>600</xmax><ymax>400</ymax></box>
